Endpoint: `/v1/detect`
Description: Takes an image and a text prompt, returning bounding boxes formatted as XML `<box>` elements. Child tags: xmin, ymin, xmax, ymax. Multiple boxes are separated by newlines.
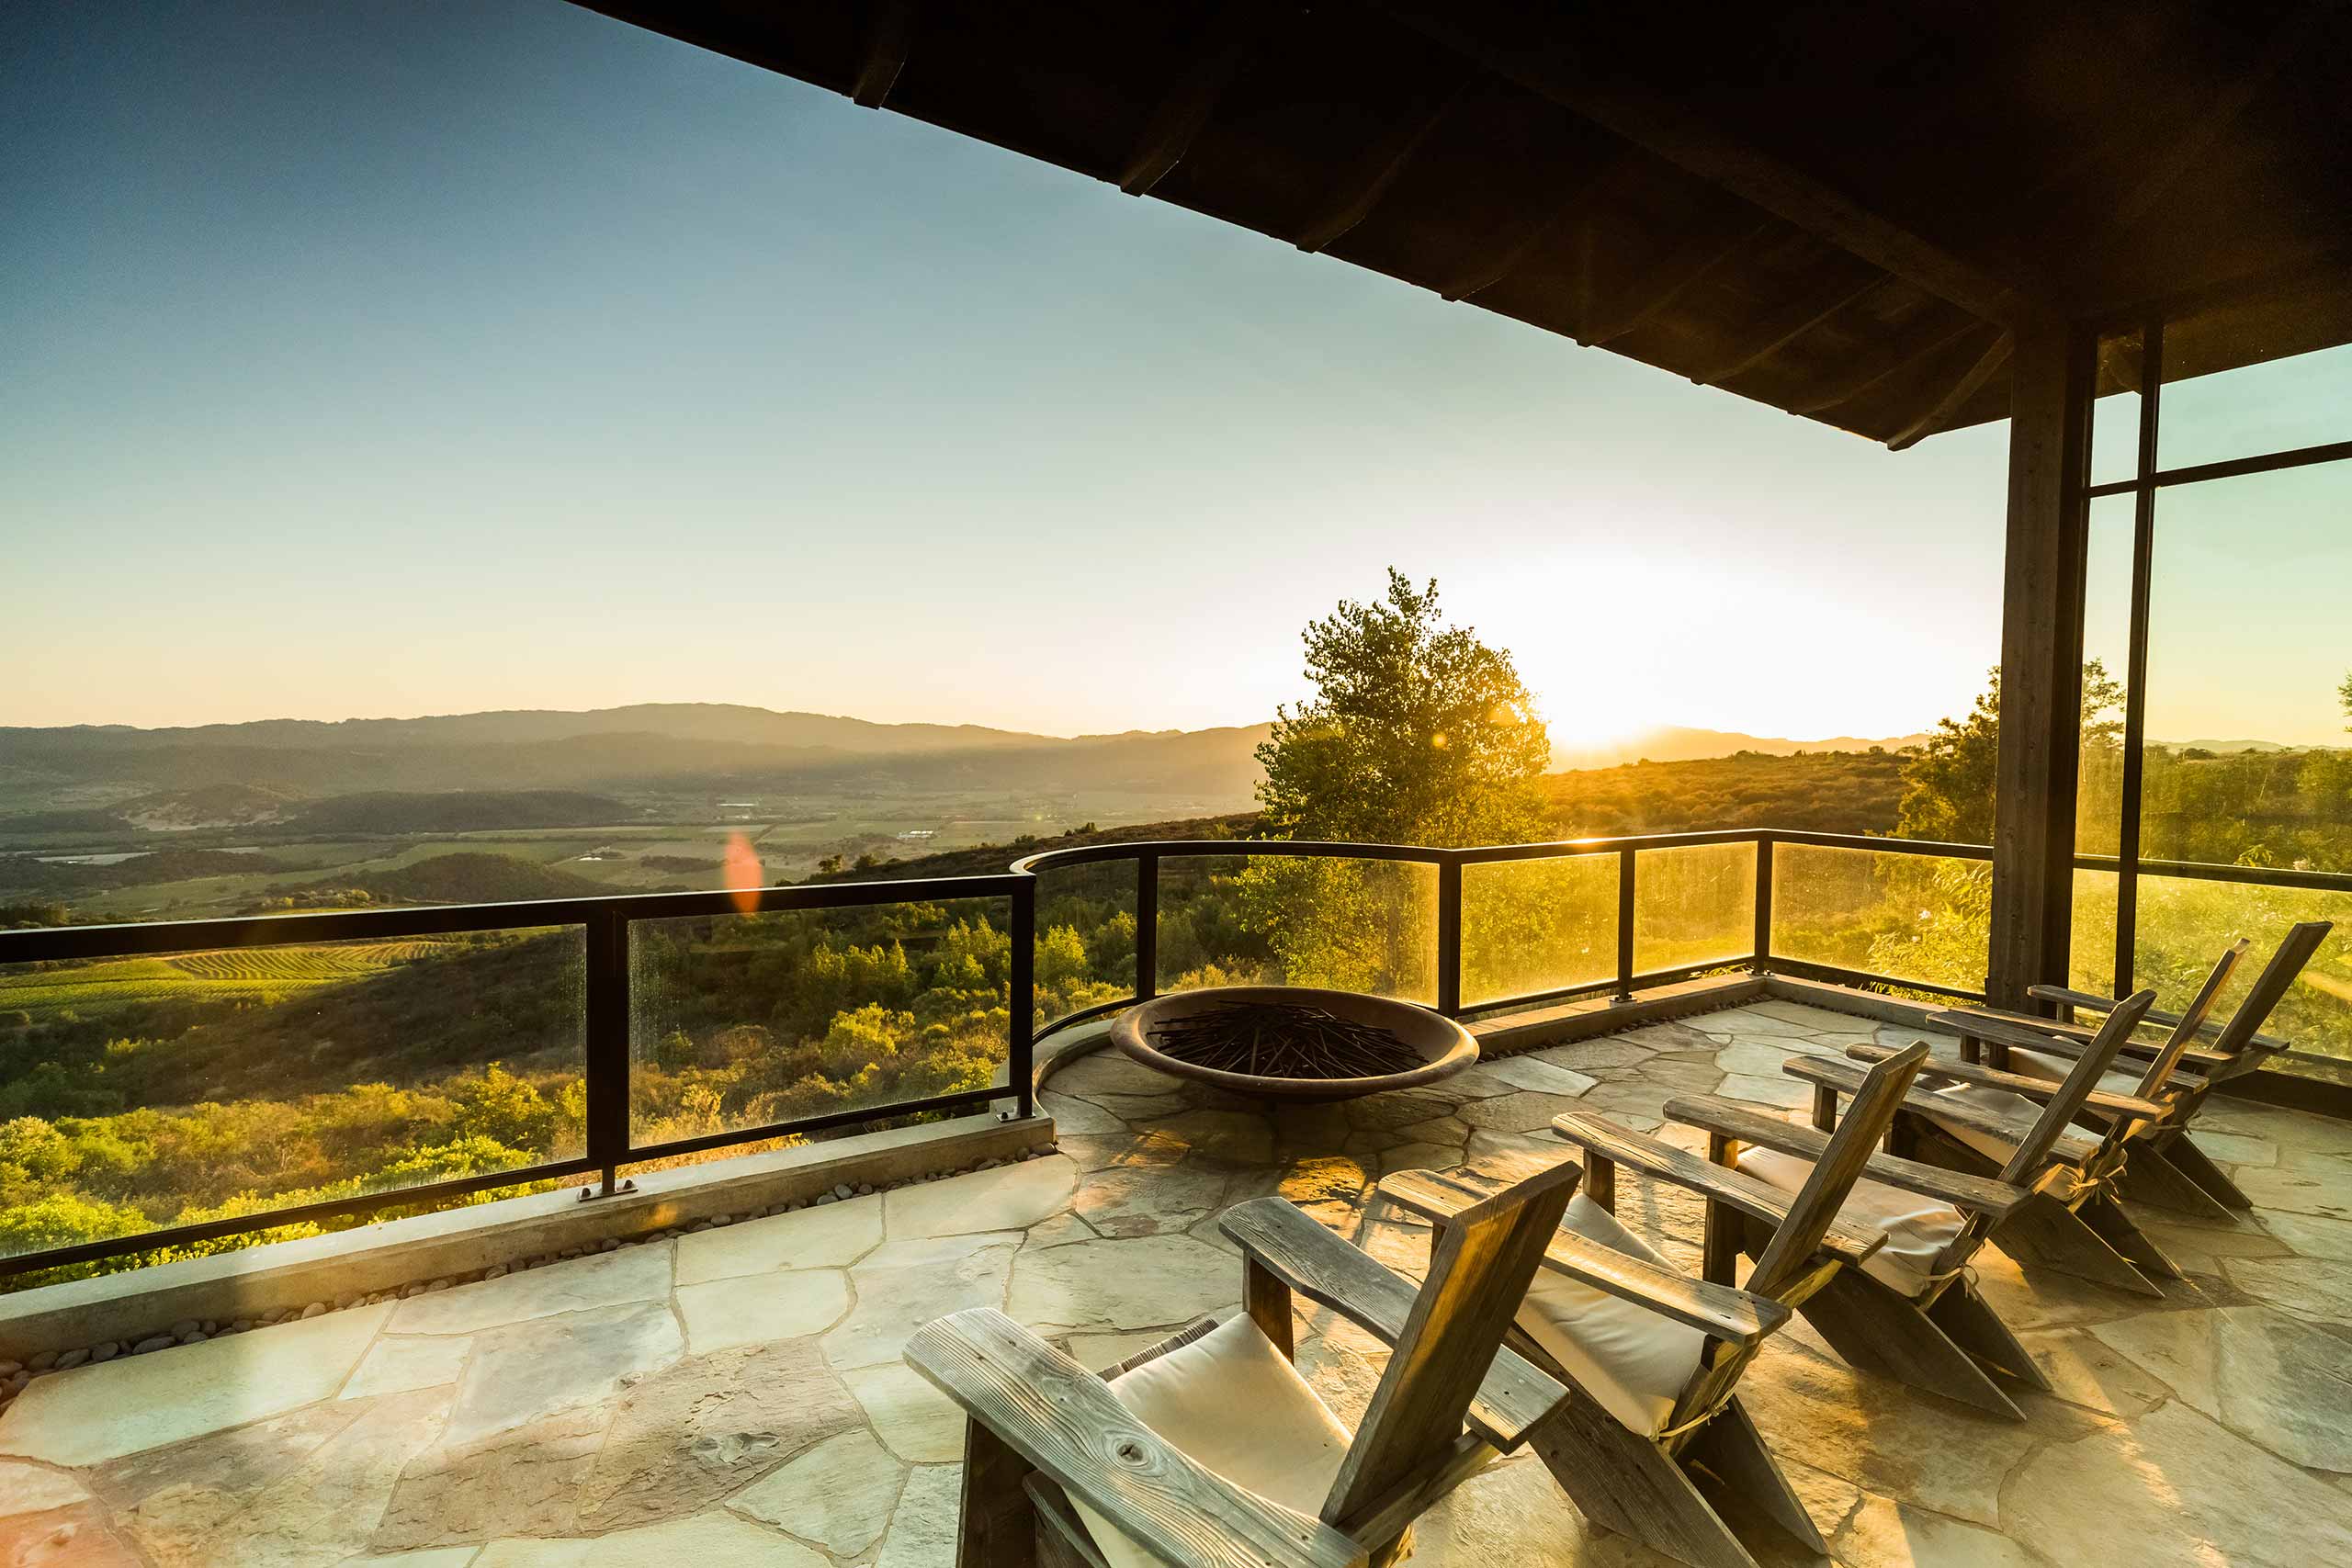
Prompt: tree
<box><xmin>1897</xmin><ymin>660</ymin><xmax>2123</xmax><ymax>842</ymax></box>
<box><xmin>1256</xmin><ymin>570</ymin><xmax>1550</xmax><ymax>848</ymax></box>
<box><xmin>2340</xmin><ymin>671</ymin><xmax>2351</xmax><ymax>732</ymax></box>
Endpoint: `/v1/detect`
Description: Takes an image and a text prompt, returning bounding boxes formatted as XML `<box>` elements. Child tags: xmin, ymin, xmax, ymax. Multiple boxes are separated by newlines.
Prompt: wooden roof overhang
<box><xmin>577</xmin><ymin>1</ymin><xmax>2352</xmax><ymax>446</ymax></box>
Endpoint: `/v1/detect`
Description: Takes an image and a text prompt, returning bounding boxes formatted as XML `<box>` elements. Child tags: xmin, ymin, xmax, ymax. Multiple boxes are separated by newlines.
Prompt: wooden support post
<box><xmin>1986</xmin><ymin>315</ymin><xmax>2093</xmax><ymax>1010</ymax></box>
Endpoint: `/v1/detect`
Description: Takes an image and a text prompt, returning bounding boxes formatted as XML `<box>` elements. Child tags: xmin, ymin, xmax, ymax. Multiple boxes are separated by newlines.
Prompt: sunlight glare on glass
<box><xmin>722</xmin><ymin>833</ymin><xmax>763</xmax><ymax>913</ymax></box>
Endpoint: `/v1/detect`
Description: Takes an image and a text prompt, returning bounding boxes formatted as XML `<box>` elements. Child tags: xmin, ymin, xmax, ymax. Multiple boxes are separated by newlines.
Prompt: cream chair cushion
<box><xmin>1735</xmin><ymin>1146</ymin><xmax>1967</xmax><ymax>1299</ymax></box>
<box><xmin>1511</xmin><ymin>1193</ymin><xmax>1710</xmax><ymax>1437</ymax></box>
<box><xmin>2007</xmin><ymin>1044</ymin><xmax>2149</xmax><ymax>1099</ymax></box>
<box><xmin>1072</xmin><ymin>1313</ymin><xmax>1352</xmax><ymax>1568</ymax></box>
<box><xmin>1922</xmin><ymin>1080</ymin><xmax>2048</xmax><ymax>1165</ymax></box>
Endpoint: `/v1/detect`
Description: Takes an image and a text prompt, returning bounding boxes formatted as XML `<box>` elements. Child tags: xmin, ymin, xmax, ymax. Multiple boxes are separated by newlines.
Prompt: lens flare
<box><xmin>722</xmin><ymin>832</ymin><xmax>763</xmax><ymax>913</ymax></box>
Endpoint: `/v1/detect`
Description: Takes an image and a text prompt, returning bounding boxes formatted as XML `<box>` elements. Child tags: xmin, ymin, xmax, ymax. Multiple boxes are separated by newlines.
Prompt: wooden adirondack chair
<box><xmin>1378</xmin><ymin>1041</ymin><xmax>1930</xmax><ymax>1568</ymax></box>
<box><xmin>1782</xmin><ymin>991</ymin><xmax>2172</xmax><ymax>1299</ymax></box>
<box><xmin>902</xmin><ymin>1151</ymin><xmax>1588</xmax><ymax>1568</ymax></box>
<box><xmin>1946</xmin><ymin>921</ymin><xmax>2331</xmax><ymax>1217</ymax></box>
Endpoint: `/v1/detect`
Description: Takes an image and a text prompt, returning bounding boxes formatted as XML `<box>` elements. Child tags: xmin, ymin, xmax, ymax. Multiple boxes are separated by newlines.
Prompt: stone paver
<box><xmin>730</xmin><ymin>1428</ymin><xmax>901</xmax><ymax>1555</ymax></box>
<box><xmin>390</xmin><ymin>1245</ymin><xmax>673</xmax><ymax>1336</ymax></box>
<box><xmin>675</xmin><ymin>1269</ymin><xmax>850</xmax><ymax>1354</ymax></box>
<box><xmin>0</xmin><ymin>1302</ymin><xmax>394</xmax><ymax>1466</ymax></box>
<box><xmin>15</xmin><ymin>998</ymin><xmax>2352</xmax><ymax>1567</ymax></box>
<box><xmin>824</xmin><ymin>1235</ymin><xmax>1019</xmax><ymax>1371</ymax></box>
<box><xmin>442</xmin><ymin>1303</ymin><xmax>681</xmax><ymax>1448</ymax></box>
<box><xmin>675</xmin><ymin>1195</ymin><xmax>883</xmax><ymax>1284</ymax></box>
<box><xmin>882</xmin><ymin>1154</ymin><xmax>1078</xmax><ymax>1236</ymax></box>
<box><xmin>344</xmin><ymin>1335</ymin><xmax>475</xmax><ymax>1402</ymax></box>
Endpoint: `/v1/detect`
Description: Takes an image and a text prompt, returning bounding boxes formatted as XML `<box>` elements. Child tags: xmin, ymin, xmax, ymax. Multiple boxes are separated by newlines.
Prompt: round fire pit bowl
<box><xmin>1111</xmin><ymin>985</ymin><xmax>1478</xmax><ymax>1103</ymax></box>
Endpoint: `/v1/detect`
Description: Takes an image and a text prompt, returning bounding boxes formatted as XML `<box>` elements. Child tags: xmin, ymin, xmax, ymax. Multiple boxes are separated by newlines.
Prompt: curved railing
<box><xmin>5</xmin><ymin>825</ymin><xmax>2345</xmax><ymax>1280</ymax></box>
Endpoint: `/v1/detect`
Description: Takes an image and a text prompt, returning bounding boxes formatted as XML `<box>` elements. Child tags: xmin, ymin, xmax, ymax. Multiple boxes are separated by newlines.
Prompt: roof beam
<box><xmin>1294</xmin><ymin>81</ymin><xmax>1465</xmax><ymax>253</ymax></box>
<box><xmin>850</xmin><ymin>0</ymin><xmax>914</xmax><ymax>108</ymax></box>
<box><xmin>1582</xmin><ymin>219</ymin><xmax>1772</xmax><ymax>345</ymax></box>
<box><xmin>1115</xmin><ymin>2</ymin><xmax>1276</xmax><ymax>196</ymax></box>
<box><xmin>1689</xmin><ymin>272</ymin><xmax>1884</xmax><ymax>386</ymax></box>
<box><xmin>1886</xmin><ymin>328</ymin><xmax>2014</xmax><ymax>449</ymax></box>
<box><xmin>1367</xmin><ymin>1</ymin><xmax>2031</xmax><ymax>324</ymax></box>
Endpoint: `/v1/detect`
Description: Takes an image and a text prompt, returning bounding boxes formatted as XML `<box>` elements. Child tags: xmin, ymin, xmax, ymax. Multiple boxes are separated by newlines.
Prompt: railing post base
<box><xmin>578</xmin><ymin>1168</ymin><xmax>636</xmax><ymax>1202</ymax></box>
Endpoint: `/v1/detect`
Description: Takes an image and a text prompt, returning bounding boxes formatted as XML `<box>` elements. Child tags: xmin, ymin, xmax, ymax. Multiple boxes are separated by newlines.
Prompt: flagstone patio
<box><xmin>3</xmin><ymin>998</ymin><xmax>2348</xmax><ymax>1566</ymax></box>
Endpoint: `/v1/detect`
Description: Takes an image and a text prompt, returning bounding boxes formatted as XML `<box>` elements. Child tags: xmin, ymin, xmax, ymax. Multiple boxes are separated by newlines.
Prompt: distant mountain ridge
<box><xmin>0</xmin><ymin>704</ymin><xmax>1959</xmax><ymax>809</ymax></box>
<box><xmin>0</xmin><ymin>704</ymin><xmax>1274</xmax><ymax>804</ymax></box>
<box><xmin>1550</xmin><ymin>726</ymin><xmax>1935</xmax><ymax>771</ymax></box>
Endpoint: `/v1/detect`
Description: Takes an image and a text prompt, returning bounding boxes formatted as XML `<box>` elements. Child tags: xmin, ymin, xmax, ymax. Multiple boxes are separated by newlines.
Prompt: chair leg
<box><xmin>1925</xmin><ymin>1281</ymin><xmax>2048</xmax><ymax>1391</ymax></box>
<box><xmin>1680</xmin><ymin>1395</ymin><xmax>1827</xmax><ymax>1555</ymax></box>
<box><xmin>2077</xmin><ymin>1192</ymin><xmax>2184</xmax><ymax>1280</ymax></box>
<box><xmin>1795</xmin><ymin>1269</ymin><xmax>2025</xmax><ymax>1420</ymax></box>
<box><xmin>1992</xmin><ymin>1192</ymin><xmax>2165</xmax><ymax>1297</ymax></box>
<box><xmin>959</xmin><ymin>1419</ymin><xmax>1040</xmax><ymax>1568</ymax></box>
<box><xmin>1527</xmin><ymin>1387</ymin><xmax>1763</xmax><ymax>1568</ymax></box>
<box><xmin>2115</xmin><ymin>1141</ymin><xmax>2239</xmax><ymax>1220</ymax></box>
<box><xmin>2154</xmin><ymin>1134</ymin><xmax>2256</xmax><ymax>1211</ymax></box>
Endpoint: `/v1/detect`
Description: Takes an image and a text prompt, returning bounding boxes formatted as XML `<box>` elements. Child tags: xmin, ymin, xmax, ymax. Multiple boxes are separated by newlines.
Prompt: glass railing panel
<box><xmin>1460</xmin><ymin>852</ymin><xmax>1616</xmax><ymax>1008</ymax></box>
<box><xmin>1032</xmin><ymin>857</ymin><xmax>1140</xmax><ymax>1031</ymax></box>
<box><xmin>1154</xmin><ymin>853</ymin><xmax>1438</xmax><ymax>1006</ymax></box>
<box><xmin>0</xmin><ymin>926</ymin><xmax>584</xmax><ymax>1271</ymax></box>
<box><xmin>628</xmin><ymin>896</ymin><xmax>1011</xmax><ymax>1147</ymax></box>
<box><xmin>1771</xmin><ymin>842</ymin><xmax>1988</xmax><ymax>993</ymax></box>
<box><xmin>1634</xmin><ymin>842</ymin><xmax>1755</xmax><ymax>976</ymax></box>
<box><xmin>2132</xmin><ymin>873</ymin><xmax>2352</xmax><ymax>1065</ymax></box>
<box><xmin>2071</xmin><ymin>868</ymin><xmax>2121</xmax><ymax>998</ymax></box>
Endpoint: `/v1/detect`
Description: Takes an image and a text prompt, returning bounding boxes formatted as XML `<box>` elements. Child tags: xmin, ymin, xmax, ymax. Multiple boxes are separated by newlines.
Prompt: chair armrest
<box><xmin>1548</xmin><ymin>1111</ymin><xmax>1885</xmax><ymax>1267</ymax></box>
<box><xmin>1855</xmin><ymin>1039</ymin><xmax>2172</xmax><ymax>1123</ymax></box>
<box><xmin>905</xmin><ymin>1307</ymin><xmax>1367</xmax><ymax>1568</ymax></box>
<box><xmin>1217</xmin><ymin>1196</ymin><xmax>1563</xmax><ymax>1449</ymax></box>
<box><xmin>1666</xmin><ymin>1093</ymin><xmax>2032</xmax><ymax>1221</ymax></box>
<box><xmin>1951</xmin><ymin>1004</ymin><xmax>2243</xmax><ymax>1074</ymax></box>
<box><xmin>1781</xmin><ymin>1056</ymin><xmax>2104</xmax><ymax>1167</ymax></box>
<box><xmin>2026</xmin><ymin>985</ymin><xmax>2289</xmax><ymax>1053</ymax></box>
<box><xmin>1376</xmin><ymin>1168</ymin><xmax>1788</xmax><ymax>1347</ymax></box>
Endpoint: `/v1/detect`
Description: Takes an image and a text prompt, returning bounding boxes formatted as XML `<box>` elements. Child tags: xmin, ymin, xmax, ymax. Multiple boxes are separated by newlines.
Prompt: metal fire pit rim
<box><xmin>1110</xmin><ymin>984</ymin><xmax>1479</xmax><ymax>1102</ymax></box>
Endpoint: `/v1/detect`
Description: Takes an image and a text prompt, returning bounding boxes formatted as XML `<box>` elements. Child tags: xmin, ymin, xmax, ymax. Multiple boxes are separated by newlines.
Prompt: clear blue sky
<box><xmin>5</xmin><ymin>2</ymin><xmax>2338</xmax><ymax>745</ymax></box>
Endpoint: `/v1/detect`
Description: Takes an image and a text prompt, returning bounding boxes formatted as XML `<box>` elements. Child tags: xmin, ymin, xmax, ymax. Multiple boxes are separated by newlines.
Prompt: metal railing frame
<box><xmin>5</xmin><ymin>826</ymin><xmax>2346</xmax><ymax>1278</ymax></box>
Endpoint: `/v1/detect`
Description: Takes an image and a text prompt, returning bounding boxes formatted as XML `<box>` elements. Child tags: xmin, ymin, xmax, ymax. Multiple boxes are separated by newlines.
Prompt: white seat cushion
<box><xmin>1072</xmin><ymin>1314</ymin><xmax>1352</xmax><ymax>1568</ymax></box>
<box><xmin>2007</xmin><ymin>1044</ymin><xmax>2147</xmax><ymax>1100</ymax></box>
<box><xmin>1922</xmin><ymin>1080</ymin><xmax>2047</xmax><ymax>1165</ymax></box>
<box><xmin>1512</xmin><ymin>1193</ymin><xmax>1710</xmax><ymax>1438</ymax></box>
<box><xmin>1735</xmin><ymin>1146</ymin><xmax>1967</xmax><ymax>1300</ymax></box>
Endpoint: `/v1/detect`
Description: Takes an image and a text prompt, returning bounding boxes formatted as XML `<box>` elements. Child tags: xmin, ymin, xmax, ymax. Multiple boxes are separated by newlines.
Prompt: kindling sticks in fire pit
<box><xmin>1144</xmin><ymin>998</ymin><xmax>1429</xmax><ymax>1080</ymax></box>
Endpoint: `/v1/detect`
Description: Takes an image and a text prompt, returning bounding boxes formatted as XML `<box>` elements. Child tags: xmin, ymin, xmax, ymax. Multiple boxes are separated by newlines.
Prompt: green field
<box><xmin>1</xmin><ymin>939</ymin><xmax>454</xmax><ymax>1018</ymax></box>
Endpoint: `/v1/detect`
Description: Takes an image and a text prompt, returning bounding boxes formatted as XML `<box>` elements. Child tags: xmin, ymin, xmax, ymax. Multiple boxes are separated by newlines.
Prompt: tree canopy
<box><xmin>1255</xmin><ymin>570</ymin><xmax>1550</xmax><ymax>848</ymax></box>
<box><xmin>1896</xmin><ymin>660</ymin><xmax>2123</xmax><ymax>842</ymax></box>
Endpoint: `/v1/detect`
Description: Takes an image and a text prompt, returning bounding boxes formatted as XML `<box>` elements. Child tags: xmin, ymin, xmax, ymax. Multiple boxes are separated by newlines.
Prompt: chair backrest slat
<box><xmin>1746</xmin><ymin>1040</ymin><xmax>1929</xmax><ymax>1302</ymax></box>
<box><xmin>2207</xmin><ymin>921</ymin><xmax>2333</xmax><ymax>1066</ymax></box>
<box><xmin>1997</xmin><ymin>989</ymin><xmax>2154</xmax><ymax>1181</ymax></box>
<box><xmin>2132</xmin><ymin>939</ymin><xmax>2248</xmax><ymax>1099</ymax></box>
<box><xmin>1318</xmin><ymin>1154</ymin><xmax>1579</xmax><ymax>1532</ymax></box>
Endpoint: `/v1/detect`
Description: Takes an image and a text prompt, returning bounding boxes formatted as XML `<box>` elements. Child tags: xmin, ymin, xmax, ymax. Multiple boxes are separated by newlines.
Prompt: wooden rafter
<box><xmin>1294</xmin><ymin>79</ymin><xmax>1466</xmax><ymax>253</ymax></box>
<box><xmin>1886</xmin><ymin>328</ymin><xmax>2015</xmax><ymax>449</ymax></box>
<box><xmin>1114</xmin><ymin>1</ymin><xmax>1274</xmax><ymax>197</ymax></box>
<box><xmin>850</xmin><ymin>0</ymin><xmax>914</xmax><ymax>108</ymax></box>
<box><xmin>1690</xmin><ymin>272</ymin><xmax>1883</xmax><ymax>386</ymax></box>
<box><xmin>1582</xmin><ymin>218</ymin><xmax>1772</xmax><ymax>345</ymax></box>
<box><xmin>2111</xmin><ymin>0</ymin><xmax>2345</xmax><ymax>232</ymax></box>
<box><xmin>1440</xmin><ymin>147</ymin><xmax>1634</xmax><ymax>302</ymax></box>
<box><xmin>1788</xmin><ymin>315</ymin><xmax>1985</xmax><ymax>417</ymax></box>
<box><xmin>1367</xmin><ymin>0</ymin><xmax>2031</xmax><ymax>324</ymax></box>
